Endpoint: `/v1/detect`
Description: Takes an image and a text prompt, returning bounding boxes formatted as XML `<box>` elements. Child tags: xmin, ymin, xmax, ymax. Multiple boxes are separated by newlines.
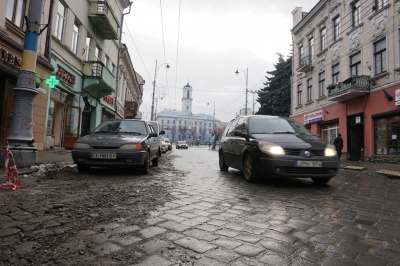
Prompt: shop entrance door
<box><xmin>63</xmin><ymin>105</ymin><xmax>81</xmax><ymax>149</ymax></box>
<box><xmin>347</xmin><ymin>114</ymin><xmax>364</xmax><ymax>161</ymax></box>
<box><xmin>1</xmin><ymin>81</ymin><xmax>15</xmax><ymax>146</ymax></box>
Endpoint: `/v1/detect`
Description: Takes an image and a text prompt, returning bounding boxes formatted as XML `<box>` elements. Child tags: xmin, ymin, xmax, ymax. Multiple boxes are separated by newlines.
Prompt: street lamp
<box><xmin>235</xmin><ymin>68</ymin><xmax>248</xmax><ymax>115</ymax></box>
<box><xmin>207</xmin><ymin>101</ymin><xmax>216</xmax><ymax>149</ymax></box>
<box><xmin>151</xmin><ymin>59</ymin><xmax>170</xmax><ymax>121</ymax></box>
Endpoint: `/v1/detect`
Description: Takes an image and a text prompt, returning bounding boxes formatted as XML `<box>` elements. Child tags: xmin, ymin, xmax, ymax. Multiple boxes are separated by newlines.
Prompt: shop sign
<box><xmin>103</xmin><ymin>96</ymin><xmax>114</xmax><ymax>105</ymax></box>
<box><xmin>0</xmin><ymin>47</ymin><xmax>21</xmax><ymax>69</ymax></box>
<box><xmin>304</xmin><ymin>110</ymin><xmax>324</xmax><ymax>124</ymax></box>
<box><xmin>56</xmin><ymin>65</ymin><xmax>76</xmax><ymax>85</ymax></box>
<box><xmin>395</xmin><ymin>89</ymin><xmax>400</xmax><ymax>106</ymax></box>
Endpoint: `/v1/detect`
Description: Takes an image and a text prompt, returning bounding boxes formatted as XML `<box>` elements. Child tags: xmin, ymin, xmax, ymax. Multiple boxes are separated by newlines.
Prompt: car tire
<box><xmin>77</xmin><ymin>164</ymin><xmax>90</xmax><ymax>173</ymax></box>
<box><xmin>312</xmin><ymin>177</ymin><xmax>331</xmax><ymax>184</ymax></box>
<box><xmin>243</xmin><ymin>153</ymin><xmax>258</xmax><ymax>182</ymax></box>
<box><xmin>140</xmin><ymin>151</ymin><xmax>150</xmax><ymax>174</ymax></box>
<box><xmin>219</xmin><ymin>151</ymin><xmax>229</xmax><ymax>171</ymax></box>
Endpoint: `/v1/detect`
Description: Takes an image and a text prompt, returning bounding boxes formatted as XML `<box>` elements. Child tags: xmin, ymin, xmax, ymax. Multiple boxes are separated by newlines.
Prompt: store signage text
<box><xmin>395</xmin><ymin>89</ymin><xmax>400</xmax><ymax>106</ymax></box>
<box><xmin>304</xmin><ymin>109</ymin><xmax>324</xmax><ymax>124</ymax></box>
<box><xmin>0</xmin><ymin>47</ymin><xmax>21</xmax><ymax>69</ymax></box>
<box><xmin>56</xmin><ymin>66</ymin><xmax>76</xmax><ymax>85</ymax></box>
<box><xmin>103</xmin><ymin>96</ymin><xmax>115</xmax><ymax>105</ymax></box>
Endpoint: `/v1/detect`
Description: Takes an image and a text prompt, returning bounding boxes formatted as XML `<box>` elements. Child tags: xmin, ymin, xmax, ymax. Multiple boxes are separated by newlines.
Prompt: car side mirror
<box><xmin>148</xmin><ymin>132</ymin><xmax>158</xmax><ymax>138</ymax></box>
<box><xmin>233</xmin><ymin>130</ymin><xmax>246</xmax><ymax>138</ymax></box>
<box><xmin>160</xmin><ymin>130</ymin><xmax>165</xmax><ymax>135</ymax></box>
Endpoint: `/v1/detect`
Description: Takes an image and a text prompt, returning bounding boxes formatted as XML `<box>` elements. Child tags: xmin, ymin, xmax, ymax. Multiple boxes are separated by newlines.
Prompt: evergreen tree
<box><xmin>257</xmin><ymin>53</ymin><xmax>292</xmax><ymax>117</ymax></box>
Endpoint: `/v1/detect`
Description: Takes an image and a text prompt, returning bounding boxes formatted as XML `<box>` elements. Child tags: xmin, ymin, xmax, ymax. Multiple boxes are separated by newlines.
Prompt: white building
<box><xmin>156</xmin><ymin>83</ymin><xmax>222</xmax><ymax>144</ymax></box>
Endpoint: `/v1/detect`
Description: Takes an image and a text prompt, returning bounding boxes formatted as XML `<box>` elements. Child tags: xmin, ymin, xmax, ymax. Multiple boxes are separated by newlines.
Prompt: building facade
<box><xmin>291</xmin><ymin>0</ymin><xmax>400</xmax><ymax>160</ymax></box>
<box><xmin>0</xmin><ymin>0</ymin><xmax>53</xmax><ymax>150</ymax></box>
<box><xmin>156</xmin><ymin>83</ymin><xmax>222</xmax><ymax>144</ymax></box>
<box><xmin>45</xmin><ymin>0</ymin><xmax>131</xmax><ymax>149</ymax></box>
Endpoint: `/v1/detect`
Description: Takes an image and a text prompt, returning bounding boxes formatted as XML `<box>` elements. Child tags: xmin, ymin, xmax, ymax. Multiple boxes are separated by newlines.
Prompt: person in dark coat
<box><xmin>333</xmin><ymin>134</ymin><xmax>344</xmax><ymax>161</ymax></box>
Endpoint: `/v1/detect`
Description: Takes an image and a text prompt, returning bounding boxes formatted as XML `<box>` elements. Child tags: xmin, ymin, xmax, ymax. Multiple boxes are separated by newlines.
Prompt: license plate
<box><xmin>91</xmin><ymin>153</ymin><xmax>116</xmax><ymax>159</ymax></box>
<box><xmin>295</xmin><ymin>161</ymin><xmax>322</xmax><ymax>167</ymax></box>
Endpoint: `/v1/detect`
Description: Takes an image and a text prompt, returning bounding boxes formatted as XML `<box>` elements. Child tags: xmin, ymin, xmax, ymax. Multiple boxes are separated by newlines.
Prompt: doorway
<box><xmin>347</xmin><ymin>114</ymin><xmax>364</xmax><ymax>161</ymax></box>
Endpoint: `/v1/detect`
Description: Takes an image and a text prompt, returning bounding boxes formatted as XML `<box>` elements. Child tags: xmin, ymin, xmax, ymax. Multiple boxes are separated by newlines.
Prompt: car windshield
<box><xmin>94</xmin><ymin>120</ymin><xmax>148</xmax><ymax>135</ymax></box>
<box><xmin>178</xmin><ymin>141</ymin><xmax>186</xmax><ymax>144</ymax></box>
<box><xmin>248</xmin><ymin>117</ymin><xmax>312</xmax><ymax>135</ymax></box>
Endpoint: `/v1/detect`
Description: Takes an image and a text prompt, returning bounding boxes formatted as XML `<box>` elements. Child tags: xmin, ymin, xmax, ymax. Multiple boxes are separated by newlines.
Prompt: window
<box><xmin>6</xmin><ymin>0</ymin><xmax>26</xmax><ymax>28</ymax></box>
<box><xmin>307</xmin><ymin>78</ymin><xmax>312</xmax><ymax>102</ymax></box>
<box><xmin>321</xmin><ymin>123</ymin><xmax>340</xmax><ymax>145</ymax></box>
<box><xmin>309</xmin><ymin>37</ymin><xmax>315</xmax><ymax>61</ymax></box>
<box><xmin>55</xmin><ymin>1</ymin><xmax>66</xmax><ymax>41</ymax></box>
<box><xmin>85</xmin><ymin>37</ymin><xmax>91</xmax><ymax>61</ymax></box>
<box><xmin>374</xmin><ymin>38</ymin><xmax>387</xmax><ymax>75</ymax></box>
<box><xmin>374</xmin><ymin>0</ymin><xmax>388</xmax><ymax>11</ymax></box>
<box><xmin>350</xmin><ymin>52</ymin><xmax>361</xmax><ymax>76</ymax></box>
<box><xmin>95</xmin><ymin>46</ymin><xmax>101</xmax><ymax>61</ymax></box>
<box><xmin>375</xmin><ymin>115</ymin><xmax>400</xmax><ymax>155</ymax></box>
<box><xmin>320</xmin><ymin>27</ymin><xmax>327</xmax><ymax>50</ymax></box>
<box><xmin>299</xmin><ymin>46</ymin><xmax>304</xmax><ymax>67</ymax></box>
<box><xmin>297</xmin><ymin>84</ymin><xmax>302</xmax><ymax>106</ymax></box>
<box><xmin>332</xmin><ymin>64</ymin><xmax>340</xmax><ymax>83</ymax></box>
<box><xmin>333</xmin><ymin>17</ymin><xmax>341</xmax><ymax>41</ymax></box>
<box><xmin>352</xmin><ymin>1</ymin><xmax>361</xmax><ymax>28</ymax></box>
<box><xmin>186</xmin><ymin>91</ymin><xmax>190</xmax><ymax>98</ymax></box>
<box><xmin>71</xmin><ymin>21</ymin><xmax>80</xmax><ymax>55</ymax></box>
<box><xmin>105</xmin><ymin>56</ymin><xmax>109</xmax><ymax>69</ymax></box>
<box><xmin>318</xmin><ymin>71</ymin><xmax>325</xmax><ymax>97</ymax></box>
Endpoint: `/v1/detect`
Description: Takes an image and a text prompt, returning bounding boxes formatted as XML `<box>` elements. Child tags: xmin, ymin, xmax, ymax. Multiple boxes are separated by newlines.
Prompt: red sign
<box><xmin>0</xmin><ymin>47</ymin><xmax>21</xmax><ymax>69</ymax></box>
<box><xmin>56</xmin><ymin>66</ymin><xmax>76</xmax><ymax>85</ymax></box>
<box><xmin>103</xmin><ymin>96</ymin><xmax>114</xmax><ymax>105</ymax></box>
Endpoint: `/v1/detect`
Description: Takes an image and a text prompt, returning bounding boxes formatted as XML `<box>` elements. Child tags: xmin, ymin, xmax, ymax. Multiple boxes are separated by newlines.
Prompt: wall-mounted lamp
<box><xmin>383</xmin><ymin>89</ymin><xmax>393</xmax><ymax>101</ymax></box>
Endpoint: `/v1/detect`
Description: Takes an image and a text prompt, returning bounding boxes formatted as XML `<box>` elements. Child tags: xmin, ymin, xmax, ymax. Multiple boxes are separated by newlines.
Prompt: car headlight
<box><xmin>73</xmin><ymin>143</ymin><xmax>91</xmax><ymax>149</ymax></box>
<box><xmin>120</xmin><ymin>144</ymin><xmax>143</xmax><ymax>150</ymax></box>
<box><xmin>258</xmin><ymin>141</ymin><xmax>285</xmax><ymax>155</ymax></box>
<box><xmin>325</xmin><ymin>146</ymin><xmax>337</xmax><ymax>157</ymax></box>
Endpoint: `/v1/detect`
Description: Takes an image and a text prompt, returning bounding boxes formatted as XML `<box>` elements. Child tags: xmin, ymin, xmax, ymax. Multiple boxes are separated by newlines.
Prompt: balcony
<box><xmin>327</xmin><ymin>75</ymin><xmax>370</xmax><ymax>102</ymax></box>
<box><xmin>83</xmin><ymin>61</ymin><xmax>115</xmax><ymax>98</ymax></box>
<box><xmin>88</xmin><ymin>0</ymin><xmax>119</xmax><ymax>40</ymax></box>
<box><xmin>297</xmin><ymin>55</ymin><xmax>314</xmax><ymax>72</ymax></box>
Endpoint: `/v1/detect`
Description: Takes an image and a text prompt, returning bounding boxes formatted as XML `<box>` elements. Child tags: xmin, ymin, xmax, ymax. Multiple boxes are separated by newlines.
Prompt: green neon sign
<box><xmin>45</xmin><ymin>75</ymin><xmax>60</xmax><ymax>89</ymax></box>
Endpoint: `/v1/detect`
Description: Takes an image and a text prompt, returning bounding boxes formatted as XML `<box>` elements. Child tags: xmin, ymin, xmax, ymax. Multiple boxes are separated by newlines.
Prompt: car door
<box><xmin>147</xmin><ymin>124</ymin><xmax>159</xmax><ymax>159</ymax></box>
<box><xmin>220</xmin><ymin>119</ymin><xmax>238</xmax><ymax>167</ymax></box>
<box><xmin>230</xmin><ymin>117</ymin><xmax>247</xmax><ymax>169</ymax></box>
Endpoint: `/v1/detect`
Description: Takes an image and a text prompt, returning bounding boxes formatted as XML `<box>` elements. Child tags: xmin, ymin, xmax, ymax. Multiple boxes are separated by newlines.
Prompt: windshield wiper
<box><xmin>118</xmin><ymin>131</ymin><xmax>142</xmax><ymax>135</ymax></box>
<box><xmin>273</xmin><ymin>131</ymin><xmax>295</xmax><ymax>134</ymax></box>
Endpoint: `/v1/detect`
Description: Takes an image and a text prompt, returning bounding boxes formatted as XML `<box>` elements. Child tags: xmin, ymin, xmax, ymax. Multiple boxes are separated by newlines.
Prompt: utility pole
<box><xmin>3</xmin><ymin>0</ymin><xmax>45</xmax><ymax>167</ymax></box>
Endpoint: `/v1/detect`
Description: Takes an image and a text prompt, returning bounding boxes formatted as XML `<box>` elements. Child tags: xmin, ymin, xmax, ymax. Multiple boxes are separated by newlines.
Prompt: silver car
<box><xmin>72</xmin><ymin>119</ymin><xmax>161</xmax><ymax>174</ymax></box>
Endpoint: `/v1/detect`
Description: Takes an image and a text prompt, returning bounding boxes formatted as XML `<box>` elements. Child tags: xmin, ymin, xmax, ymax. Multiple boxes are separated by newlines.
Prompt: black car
<box><xmin>72</xmin><ymin>119</ymin><xmax>161</xmax><ymax>174</ymax></box>
<box><xmin>218</xmin><ymin>115</ymin><xmax>340</xmax><ymax>183</ymax></box>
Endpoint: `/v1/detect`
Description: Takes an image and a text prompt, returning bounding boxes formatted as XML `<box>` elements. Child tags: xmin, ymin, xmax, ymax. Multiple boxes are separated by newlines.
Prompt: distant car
<box><xmin>176</xmin><ymin>141</ymin><xmax>188</xmax><ymax>149</ymax></box>
<box><xmin>161</xmin><ymin>137</ymin><xmax>172</xmax><ymax>153</ymax></box>
<box><xmin>71</xmin><ymin>119</ymin><xmax>161</xmax><ymax>174</ymax></box>
<box><xmin>218</xmin><ymin>115</ymin><xmax>340</xmax><ymax>183</ymax></box>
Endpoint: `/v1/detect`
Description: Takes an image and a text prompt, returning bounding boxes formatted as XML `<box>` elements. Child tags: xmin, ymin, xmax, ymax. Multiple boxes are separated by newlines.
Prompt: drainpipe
<box><xmin>3</xmin><ymin>0</ymin><xmax>45</xmax><ymax>167</ymax></box>
<box><xmin>114</xmin><ymin>1</ymin><xmax>133</xmax><ymax>118</ymax></box>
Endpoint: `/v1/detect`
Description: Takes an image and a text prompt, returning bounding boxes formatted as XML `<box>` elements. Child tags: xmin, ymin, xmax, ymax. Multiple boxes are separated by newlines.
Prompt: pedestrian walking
<box><xmin>333</xmin><ymin>133</ymin><xmax>344</xmax><ymax>161</ymax></box>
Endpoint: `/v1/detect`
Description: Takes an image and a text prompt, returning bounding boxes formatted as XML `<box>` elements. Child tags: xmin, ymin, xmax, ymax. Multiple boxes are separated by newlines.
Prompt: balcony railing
<box><xmin>327</xmin><ymin>75</ymin><xmax>370</xmax><ymax>102</ymax></box>
<box><xmin>83</xmin><ymin>61</ymin><xmax>115</xmax><ymax>98</ymax></box>
<box><xmin>88</xmin><ymin>0</ymin><xmax>119</xmax><ymax>40</ymax></box>
<box><xmin>298</xmin><ymin>55</ymin><xmax>313</xmax><ymax>72</ymax></box>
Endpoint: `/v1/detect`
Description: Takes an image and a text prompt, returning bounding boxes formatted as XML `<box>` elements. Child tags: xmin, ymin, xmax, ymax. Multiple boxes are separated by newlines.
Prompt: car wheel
<box><xmin>243</xmin><ymin>153</ymin><xmax>258</xmax><ymax>182</ymax></box>
<box><xmin>77</xmin><ymin>164</ymin><xmax>90</xmax><ymax>173</ymax></box>
<box><xmin>312</xmin><ymin>177</ymin><xmax>331</xmax><ymax>184</ymax></box>
<box><xmin>140</xmin><ymin>151</ymin><xmax>150</xmax><ymax>174</ymax></box>
<box><xmin>152</xmin><ymin>151</ymin><xmax>159</xmax><ymax>167</ymax></box>
<box><xmin>219</xmin><ymin>151</ymin><xmax>229</xmax><ymax>171</ymax></box>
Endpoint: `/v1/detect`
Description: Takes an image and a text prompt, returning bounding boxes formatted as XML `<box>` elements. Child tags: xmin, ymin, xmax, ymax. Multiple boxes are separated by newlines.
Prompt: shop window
<box><xmin>321</xmin><ymin>123</ymin><xmax>339</xmax><ymax>145</ymax></box>
<box><xmin>375</xmin><ymin>116</ymin><xmax>400</xmax><ymax>155</ymax></box>
<box><xmin>47</xmin><ymin>100</ymin><xmax>55</xmax><ymax>135</ymax></box>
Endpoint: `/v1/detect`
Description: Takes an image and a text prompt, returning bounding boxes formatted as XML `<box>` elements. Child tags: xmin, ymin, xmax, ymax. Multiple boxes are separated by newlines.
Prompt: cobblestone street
<box><xmin>1</xmin><ymin>147</ymin><xmax>400</xmax><ymax>265</ymax></box>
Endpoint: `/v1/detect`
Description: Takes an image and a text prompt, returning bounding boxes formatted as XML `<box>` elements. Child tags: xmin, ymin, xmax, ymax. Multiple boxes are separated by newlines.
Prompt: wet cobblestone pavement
<box><xmin>1</xmin><ymin>147</ymin><xmax>400</xmax><ymax>265</ymax></box>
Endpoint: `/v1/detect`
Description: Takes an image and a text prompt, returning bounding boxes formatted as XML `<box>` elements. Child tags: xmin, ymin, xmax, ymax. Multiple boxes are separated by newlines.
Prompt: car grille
<box><xmin>277</xmin><ymin>167</ymin><xmax>336</xmax><ymax>175</ymax></box>
<box><xmin>91</xmin><ymin>146</ymin><xmax>119</xmax><ymax>150</ymax></box>
<box><xmin>284</xmin><ymin>149</ymin><xmax>325</xmax><ymax>156</ymax></box>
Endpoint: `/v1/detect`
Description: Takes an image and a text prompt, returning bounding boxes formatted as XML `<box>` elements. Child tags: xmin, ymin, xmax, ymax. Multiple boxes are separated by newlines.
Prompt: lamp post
<box><xmin>235</xmin><ymin>68</ymin><xmax>248</xmax><ymax>115</ymax></box>
<box><xmin>208</xmin><ymin>101</ymin><xmax>216</xmax><ymax>149</ymax></box>
<box><xmin>151</xmin><ymin>60</ymin><xmax>170</xmax><ymax>121</ymax></box>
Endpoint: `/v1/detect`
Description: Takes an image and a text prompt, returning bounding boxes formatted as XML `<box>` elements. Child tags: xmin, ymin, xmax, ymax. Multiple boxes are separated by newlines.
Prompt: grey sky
<box><xmin>123</xmin><ymin>0</ymin><xmax>318</xmax><ymax>122</ymax></box>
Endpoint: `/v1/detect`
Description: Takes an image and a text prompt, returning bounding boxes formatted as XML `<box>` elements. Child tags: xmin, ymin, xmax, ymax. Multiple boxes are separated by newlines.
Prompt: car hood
<box><xmin>78</xmin><ymin>133</ymin><xmax>146</xmax><ymax>146</ymax></box>
<box><xmin>253</xmin><ymin>134</ymin><xmax>328</xmax><ymax>149</ymax></box>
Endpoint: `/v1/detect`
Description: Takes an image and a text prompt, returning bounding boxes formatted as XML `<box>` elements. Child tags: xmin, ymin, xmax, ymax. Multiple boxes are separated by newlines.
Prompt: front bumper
<box><xmin>71</xmin><ymin>149</ymin><xmax>147</xmax><ymax>167</ymax></box>
<box><xmin>256</xmin><ymin>157</ymin><xmax>339</xmax><ymax>178</ymax></box>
